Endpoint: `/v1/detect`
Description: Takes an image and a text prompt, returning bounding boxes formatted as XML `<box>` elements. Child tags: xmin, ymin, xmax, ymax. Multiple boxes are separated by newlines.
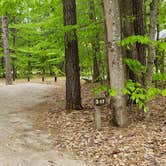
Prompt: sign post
<box><xmin>94</xmin><ymin>98</ymin><xmax>106</xmax><ymax>130</ymax></box>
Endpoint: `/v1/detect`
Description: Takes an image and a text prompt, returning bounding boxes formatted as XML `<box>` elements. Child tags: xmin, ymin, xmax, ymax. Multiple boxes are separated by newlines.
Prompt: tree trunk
<box><xmin>145</xmin><ymin>0</ymin><xmax>158</xmax><ymax>88</ymax></box>
<box><xmin>0</xmin><ymin>25</ymin><xmax>5</xmax><ymax>78</ymax></box>
<box><xmin>42</xmin><ymin>68</ymin><xmax>45</xmax><ymax>82</ymax></box>
<box><xmin>63</xmin><ymin>0</ymin><xmax>82</xmax><ymax>110</ymax></box>
<box><xmin>101</xmin><ymin>0</ymin><xmax>110</xmax><ymax>83</ymax></box>
<box><xmin>103</xmin><ymin>0</ymin><xmax>128</xmax><ymax>127</ymax></box>
<box><xmin>89</xmin><ymin>0</ymin><xmax>100</xmax><ymax>82</ymax></box>
<box><xmin>27</xmin><ymin>57</ymin><xmax>31</xmax><ymax>82</ymax></box>
<box><xmin>12</xmin><ymin>16</ymin><xmax>17</xmax><ymax>81</ymax></box>
<box><xmin>2</xmin><ymin>16</ymin><xmax>12</xmax><ymax>85</ymax></box>
<box><xmin>120</xmin><ymin>0</ymin><xmax>136</xmax><ymax>81</ymax></box>
<box><xmin>132</xmin><ymin>0</ymin><xmax>146</xmax><ymax>66</ymax></box>
<box><xmin>1</xmin><ymin>57</ymin><xmax>5</xmax><ymax>78</ymax></box>
<box><xmin>132</xmin><ymin>0</ymin><xmax>147</xmax><ymax>84</ymax></box>
<box><xmin>164</xmin><ymin>51</ymin><xmax>166</xmax><ymax>74</ymax></box>
<box><xmin>154</xmin><ymin>11</ymin><xmax>160</xmax><ymax>88</ymax></box>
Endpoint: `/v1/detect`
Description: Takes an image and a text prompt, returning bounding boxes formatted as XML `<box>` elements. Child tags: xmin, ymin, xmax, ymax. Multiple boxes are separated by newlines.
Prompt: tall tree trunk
<box><xmin>145</xmin><ymin>0</ymin><xmax>158</xmax><ymax>88</ymax></box>
<box><xmin>0</xmin><ymin>25</ymin><xmax>5</xmax><ymax>78</ymax></box>
<box><xmin>27</xmin><ymin>55</ymin><xmax>32</xmax><ymax>82</ymax></box>
<box><xmin>120</xmin><ymin>0</ymin><xmax>136</xmax><ymax>81</ymax></box>
<box><xmin>63</xmin><ymin>0</ymin><xmax>82</xmax><ymax>110</ymax></box>
<box><xmin>103</xmin><ymin>0</ymin><xmax>128</xmax><ymax>127</ymax></box>
<box><xmin>154</xmin><ymin>11</ymin><xmax>160</xmax><ymax>88</ymax></box>
<box><xmin>89</xmin><ymin>0</ymin><xmax>100</xmax><ymax>82</ymax></box>
<box><xmin>132</xmin><ymin>0</ymin><xmax>147</xmax><ymax>84</ymax></box>
<box><xmin>2</xmin><ymin>16</ymin><xmax>12</xmax><ymax>85</ymax></box>
<box><xmin>101</xmin><ymin>0</ymin><xmax>110</xmax><ymax>83</ymax></box>
<box><xmin>132</xmin><ymin>0</ymin><xmax>146</xmax><ymax>66</ymax></box>
<box><xmin>12</xmin><ymin>16</ymin><xmax>17</xmax><ymax>81</ymax></box>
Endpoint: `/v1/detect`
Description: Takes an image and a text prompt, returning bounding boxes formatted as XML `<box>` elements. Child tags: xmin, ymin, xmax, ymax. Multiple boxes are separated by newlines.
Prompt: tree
<box><xmin>101</xmin><ymin>0</ymin><xmax>110</xmax><ymax>83</ymax></box>
<box><xmin>2</xmin><ymin>16</ymin><xmax>12</xmax><ymax>85</ymax></box>
<box><xmin>103</xmin><ymin>0</ymin><xmax>128</xmax><ymax>127</ymax></box>
<box><xmin>12</xmin><ymin>16</ymin><xmax>17</xmax><ymax>81</ymax></box>
<box><xmin>145</xmin><ymin>0</ymin><xmax>159</xmax><ymax>88</ymax></box>
<box><xmin>89</xmin><ymin>0</ymin><xmax>100</xmax><ymax>82</ymax></box>
<box><xmin>132</xmin><ymin>0</ymin><xmax>146</xmax><ymax>66</ymax></box>
<box><xmin>120</xmin><ymin>0</ymin><xmax>136</xmax><ymax>81</ymax></box>
<box><xmin>63</xmin><ymin>0</ymin><xmax>82</xmax><ymax>110</ymax></box>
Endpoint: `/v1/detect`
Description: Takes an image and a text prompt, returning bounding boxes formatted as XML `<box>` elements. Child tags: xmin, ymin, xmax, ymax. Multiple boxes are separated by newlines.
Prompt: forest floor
<box><xmin>33</xmin><ymin>78</ymin><xmax>165</xmax><ymax>166</ymax></box>
<box><xmin>0</xmin><ymin>78</ymin><xmax>86</xmax><ymax>166</ymax></box>
<box><xmin>0</xmin><ymin>78</ymin><xmax>165</xmax><ymax>166</ymax></box>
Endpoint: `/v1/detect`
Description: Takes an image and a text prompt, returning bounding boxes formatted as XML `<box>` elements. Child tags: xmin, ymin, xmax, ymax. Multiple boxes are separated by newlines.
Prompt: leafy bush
<box><xmin>124</xmin><ymin>58</ymin><xmax>146</xmax><ymax>76</ymax></box>
<box><xmin>123</xmin><ymin>79</ymin><xmax>166</xmax><ymax>112</ymax></box>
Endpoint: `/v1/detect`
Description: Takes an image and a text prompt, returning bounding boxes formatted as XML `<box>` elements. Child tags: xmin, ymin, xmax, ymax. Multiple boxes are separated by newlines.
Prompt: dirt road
<box><xmin>0</xmin><ymin>83</ymin><xmax>86</xmax><ymax>166</ymax></box>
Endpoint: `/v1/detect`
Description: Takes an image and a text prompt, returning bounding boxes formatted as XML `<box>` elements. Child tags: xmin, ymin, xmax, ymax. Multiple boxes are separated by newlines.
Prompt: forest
<box><xmin>0</xmin><ymin>0</ymin><xmax>166</xmax><ymax>165</ymax></box>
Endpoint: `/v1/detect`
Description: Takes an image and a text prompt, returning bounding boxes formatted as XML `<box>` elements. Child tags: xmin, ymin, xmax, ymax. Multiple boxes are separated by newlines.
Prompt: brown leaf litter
<box><xmin>31</xmin><ymin>83</ymin><xmax>166</xmax><ymax>166</ymax></box>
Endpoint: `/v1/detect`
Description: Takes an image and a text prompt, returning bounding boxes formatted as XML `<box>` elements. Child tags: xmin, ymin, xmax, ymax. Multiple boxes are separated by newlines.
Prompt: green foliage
<box><xmin>155</xmin><ymin>41</ymin><xmax>166</xmax><ymax>51</ymax></box>
<box><xmin>161</xmin><ymin>89</ymin><xmax>166</xmax><ymax>96</ymax></box>
<box><xmin>0</xmin><ymin>0</ymin><xmax>106</xmax><ymax>79</ymax></box>
<box><xmin>120</xmin><ymin>36</ymin><xmax>166</xmax><ymax>52</ymax></box>
<box><xmin>123</xmin><ymin>80</ymin><xmax>166</xmax><ymax>112</ymax></box>
<box><xmin>124</xmin><ymin>58</ymin><xmax>146</xmax><ymax>76</ymax></box>
<box><xmin>158</xmin><ymin>0</ymin><xmax>166</xmax><ymax>29</ymax></box>
<box><xmin>120</xmin><ymin>35</ymin><xmax>152</xmax><ymax>48</ymax></box>
<box><xmin>93</xmin><ymin>85</ymin><xmax>116</xmax><ymax>97</ymax></box>
<box><xmin>153</xmin><ymin>73</ymin><xmax>166</xmax><ymax>81</ymax></box>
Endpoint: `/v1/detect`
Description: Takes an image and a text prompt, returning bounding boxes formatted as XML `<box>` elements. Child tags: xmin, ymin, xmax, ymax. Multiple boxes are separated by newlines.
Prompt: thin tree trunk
<box><xmin>42</xmin><ymin>68</ymin><xmax>45</xmax><ymax>82</ymax></box>
<box><xmin>103</xmin><ymin>0</ymin><xmax>128</xmax><ymax>127</ymax></box>
<box><xmin>0</xmin><ymin>26</ymin><xmax>5</xmax><ymax>78</ymax></box>
<box><xmin>63</xmin><ymin>0</ymin><xmax>82</xmax><ymax>110</ymax></box>
<box><xmin>101</xmin><ymin>0</ymin><xmax>110</xmax><ymax>83</ymax></box>
<box><xmin>2</xmin><ymin>16</ymin><xmax>12</xmax><ymax>85</ymax></box>
<box><xmin>27</xmin><ymin>56</ymin><xmax>31</xmax><ymax>82</ymax></box>
<box><xmin>154</xmin><ymin>14</ymin><xmax>160</xmax><ymax>88</ymax></box>
<box><xmin>1</xmin><ymin>57</ymin><xmax>5</xmax><ymax>78</ymax></box>
<box><xmin>12</xmin><ymin>16</ymin><xmax>17</xmax><ymax>81</ymax></box>
<box><xmin>89</xmin><ymin>0</ymin><xmax>100</xmax><ymax>82</ymax></box>
<box><xmin>145</xmin><ymin>0</ymin><xmax>158</xmax><ymax>88</ymax></box>
<box><xmin>164</xmin><ymin>51</ymin><xmax>166</xmax><ymax>73</ymax></box>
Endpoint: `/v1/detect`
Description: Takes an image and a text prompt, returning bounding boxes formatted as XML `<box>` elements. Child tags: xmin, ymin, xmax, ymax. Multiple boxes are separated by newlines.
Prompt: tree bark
<box><xmin>0</xmin><ymin>24</ymin><xmax>5</xmax><ymax>78</ymax></box>
<box><xmin>145</xmin><ymin>0</ymin><xmax>158</xmax><ymax>88</ymax></box>
<box><xmin>42</xmin><ymin>68</ymin><xmax>45</xmax><ymax>82</ymax></box>
<box><xmin>63</xmin><ymin>0</ymin><xmax>82</xmax><ymax>110</ymax></box>
<box><xmin>103</xmin><ymin>0</ymin><xmax>128</xmax><ymax>127</ymax></box>
<box><xmin>27</xmin><ymin>55</ymin><xmax>31</xmax><ymax>82</ymax></box>
<box><xmin>132</xmin><ymin>0</ymin><xmax>146</xmax><ymax>66</ymax></box>
<box><xmin>101</xmin><ymin>0</ymin><xmax>110</xmax><ymax>83</ymax></box>
<box><xmin>120</xmin><ymin>0</ymin><xmax>136</xmax><ymax>81</ymax></box>
<box><xmin>12</xmin><ymin>16</ymin><xmax>17</xmax><ymax>81</ymax></box>
<box><xmin>89</xmin><ymin>0</ymin><xmax>100</xmax><ymax>82</ymax></box>
<box><xmin>2</xmin><ymin>16</ymin><xmax>12</xmax><ymax>85</ymax></box>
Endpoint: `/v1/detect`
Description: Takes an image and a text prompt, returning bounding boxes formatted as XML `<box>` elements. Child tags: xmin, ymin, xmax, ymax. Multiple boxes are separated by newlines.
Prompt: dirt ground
<box><xmin>0</xmin><ymin>78</ymin><xmax>86</xmax><ymax>166</ymax></box>
<box><xmin>32</xmin><ymin>79</ymin><xmax>166</xmax><ymax>166</ymax></box>
<box><xmin>0</xmin><ymin>77</ymin><xmax>165</xmax><ymax>166</ymax></box>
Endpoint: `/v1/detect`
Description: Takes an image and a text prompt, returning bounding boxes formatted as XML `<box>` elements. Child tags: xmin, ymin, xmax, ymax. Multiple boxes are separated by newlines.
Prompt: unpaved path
<box><xmin>0</xmin><ymin>83</ymin><xmax>86</xmax><ymax>166</ymax></box>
